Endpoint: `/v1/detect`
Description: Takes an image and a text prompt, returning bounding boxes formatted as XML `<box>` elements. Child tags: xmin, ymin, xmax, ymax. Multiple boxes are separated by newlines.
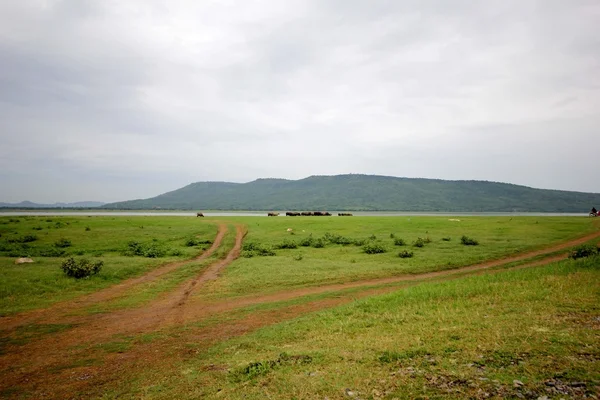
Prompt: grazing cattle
<box><xmin>338</xmin><ymin>213</ymin><xmax>353</xmax><ymax>216</ymax></box>
<box><xmin>268</xmin><ymin>212</ymin><xmax>280</xmax><ymax>217</ymax></box>
<box><xmin>286</xmin><ymin>211</ymin><xmax>301</xmax><ymax>216</ymax></box>
<box><xmin>196</xmin><ymin>212</ymin><xmax>204</xmax><ymax>217</ymax></box>
<box><xmin>301</xmin><ymin>211</ymin><xmax>314</xmax><ymax>216</ymax></box>
<box><xmin>324</xmin><ymin>212</ymin><xmax>332</xmax><ymax>216</ymax></box>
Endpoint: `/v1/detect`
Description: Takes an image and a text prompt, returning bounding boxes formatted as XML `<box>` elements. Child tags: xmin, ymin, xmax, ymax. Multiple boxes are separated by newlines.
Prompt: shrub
<box><xmin>242</xmin><ymin>242</ymin><xmax>276</xmax><ymax>256</ymax></box>
<box><xmin>323</xmin><ymin>233</ymin><xmax>353</xmax><ymax>245</ymax></box>
<box><xmin>61</xmin><ymin>257</ymin><xmax>103</xmax><ymax>278</ymax></box>
<box><xmin>363</xmin><ymin>242</ymin><xmax>387</xmax><ymax>254</ymax></box>
<box><xmin>32</xmin><ymin>226</ymin><xmax>43</xmax><ymax>231</ymax></box>
<box><xmin>393</xmin><ymin>238</ymin><xmax>406</xmax><ymax>246</ymax></box>
<box><xmin>312</xmin><ymin>238</ymin><xmax>325</xmax><ymax>248</ymax></box>
<box><xmin>353</xmin><ymin>239</ymin><xmax>366</xmax><ymax>246</ymax></box>
<box><xmin>124</xmin><ymin>240</ymin><xmax>166</xmax><ymax>258</ymax></box>
<box><xmin>185</xmin><ymin>237</ymin><xmax>200</xmax><ymax>247</ymax></box>
<box><xmin>276</xmin><ymin>239</ymin><xmax>298</xmax><ymax>249</ymax></box>
<box><xmin>413</xmin><ymin>238</ymin><xmax>425</xmax><ymax>248</ymax></box>
<box><xmin>85</xmin><ymin>226</ymin><xmax>91</xmax><ymax>231</ymax></box>
<box><xmin>54</xmin><ymin>238</ymin><xmax>72</xmax><ymax>248</ymax></box>
<box><xmin>143</xmin><ymin>244</ymin><xmax>166</xmax><ymax>258</ymax></box>
<box><xmin>293</xmin><ymin>253</ymin><xmax>303</xmax><ymax>261</ymax></box>
<box><xmin>19</xmin><ymin>235</ymin><xmax>37</xmax><ymax>243</ymax></box>
<box><xmin>461</xmin><ymin>235</ymin><xmax>479</xmax><ymax>246</ymax></box>
<box><xmin>369</xmin><ymin>234</ymin><xmax>377</xmax><ymax>241</ymax></box>
<box><xmin>389</xmin><ymin>233</ymin><xmax>395</xmax><ymax>239</ymax></box>
<box><xmin>442</xmin><ymin>237</ymin><xmax>451</xmax><ymax>241</ymax></box>
<box><xmin>399</xmin><ymin>250</ymin><xmax>414</xmax><ymax>258</ymax></box>
<box><xmin>569</xmin><ymin>244</ymin><xmax>599</xmax><ymax>260</ymax></box>
<box><xmin>299</xmin><ymin>237</ymin><xmax>314</xmax><ymax>247</ymax></box>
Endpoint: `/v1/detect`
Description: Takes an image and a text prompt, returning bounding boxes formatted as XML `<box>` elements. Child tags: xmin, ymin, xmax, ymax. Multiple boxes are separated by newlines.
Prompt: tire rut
<box><xmin>0</xmin><ymin>223</ymin><xmax>228</xmax><ymax>331</ymax></box>
<box><xmin>0</xmin><ymin>224</ymin><xmax>247</xmax><ymax>396</ymax></box>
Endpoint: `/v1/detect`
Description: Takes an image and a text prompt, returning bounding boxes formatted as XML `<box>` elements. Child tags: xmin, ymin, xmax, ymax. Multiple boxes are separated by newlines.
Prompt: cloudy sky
<box><xmin>1</xmin><ymin>0</ymin><xmax>599</xmax><ymax>203</ymax></box>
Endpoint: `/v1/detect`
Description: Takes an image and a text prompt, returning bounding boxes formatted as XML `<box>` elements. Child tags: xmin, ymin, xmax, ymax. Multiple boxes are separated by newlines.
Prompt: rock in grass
<box><xmin>15</xmin><ymin>257</ymin><xmax>34</xmax><ymax>264</ymax></box>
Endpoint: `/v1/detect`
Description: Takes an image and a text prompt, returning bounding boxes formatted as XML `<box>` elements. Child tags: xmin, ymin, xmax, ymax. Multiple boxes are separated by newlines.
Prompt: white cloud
<box><xmin>0</xmin><ymin>0</ymin><xmax>599</xmax><ymax>202</ymax></box>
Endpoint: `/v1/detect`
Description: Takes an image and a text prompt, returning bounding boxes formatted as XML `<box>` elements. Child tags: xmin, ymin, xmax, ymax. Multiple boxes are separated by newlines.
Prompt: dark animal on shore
<box><xmin>338</xmin><ymin>213</ymin><xmax>353</xmax><ymax>216</ymax></box>
<box><xmin>268</xmin><ymin>212</ymin><xmax>280</xmax><ymax>217</ymax></box>
<box><xmin>196</xmin><ymin>212</ymin><xmax>204</xmax><ymax>217</ymax></box>
<box><xmin>324</xmin><ymin>212</ymin><xmax>332</xmax><ymax>216</ymax></box>
<box><xmin>301</xmin><ymin>211</ymin><xmax>314</xmax><ymax>216</ymax></box>
<box><xmin>286</xmin><ymin>212</ymin><xmax>301</xmax><ymax>216</ymax></box>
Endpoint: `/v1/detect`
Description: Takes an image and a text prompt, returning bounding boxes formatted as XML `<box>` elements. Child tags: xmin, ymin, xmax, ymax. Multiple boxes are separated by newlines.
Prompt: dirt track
<box><xmin>0</xmin><ymin>226</ymin><xmax>599</xmax><ymax>399</ymax></box>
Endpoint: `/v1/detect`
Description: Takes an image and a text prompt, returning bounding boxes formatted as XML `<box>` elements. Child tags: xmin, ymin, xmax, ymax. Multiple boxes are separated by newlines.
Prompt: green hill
<box><xmin>102</xmin><ymin>174</ymin><xmax>600</xmax><ymax>212</ymax></box>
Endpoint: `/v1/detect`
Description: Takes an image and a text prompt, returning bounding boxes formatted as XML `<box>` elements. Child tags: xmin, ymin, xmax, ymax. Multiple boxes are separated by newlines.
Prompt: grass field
<box><xmin>0</xmin><ymin>216</ymin><xmax>216</xmax><ymax>314</ymax></box>
<box><xmin>0</xmin><ymin>215</ymin><xmax>598</xmax><ymax>399</ymax></box>
<box><xmin>122</xmin><ymin>256</ymin><xmax>600</xmax><ymax>399</ymax></box>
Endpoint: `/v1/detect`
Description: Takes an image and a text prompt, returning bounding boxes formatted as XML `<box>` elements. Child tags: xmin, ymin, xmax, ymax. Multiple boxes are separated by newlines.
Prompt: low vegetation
<box><xmin>61</xmin><ymin>257</ymin><xmax>103</xmax><ymax>278</ymax></box>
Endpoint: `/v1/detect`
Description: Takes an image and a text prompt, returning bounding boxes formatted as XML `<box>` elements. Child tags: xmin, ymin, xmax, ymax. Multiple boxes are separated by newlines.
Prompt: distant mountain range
<box><xmin>0</xmin><ymin>201</ymin><xmax>105</xmax><ymax>209</ymax></box>
<box><xmin>102</xmin><ymin>174</ymin><xmax>600</xmax><ymax>212</ymax></box>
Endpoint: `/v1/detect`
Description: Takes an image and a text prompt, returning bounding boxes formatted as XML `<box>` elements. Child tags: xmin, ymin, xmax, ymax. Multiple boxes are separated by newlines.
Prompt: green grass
<box><xmin>86</xmin><ymin>225</ymin><xmax>238</xmax><ymax>313</ymax></box>
<box><xmin>203</xmin><ymin>216</ymin><xmax>597</xmax><ymax>299</ymax></box>
<box><xmin>132</xmin><ymin>255</ymin><xmax>600</xmax><ymax>399</ymax></box>
<box><xmin>0</xmin><ymin>216</ymin><xmax>217</xmax><ymax>315</ymax></box>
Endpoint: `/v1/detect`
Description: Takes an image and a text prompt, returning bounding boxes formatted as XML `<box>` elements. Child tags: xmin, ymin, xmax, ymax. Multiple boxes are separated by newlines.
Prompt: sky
<box><xmin>1</xmin><ymin>0</ymin><xmax>599</xmax><ymax>203</ymax></box>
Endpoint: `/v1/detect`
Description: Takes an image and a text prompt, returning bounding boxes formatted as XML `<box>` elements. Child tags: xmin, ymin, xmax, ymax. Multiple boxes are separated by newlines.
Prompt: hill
<box><xmin>101</xmin><ymin>175</ymin><xmax>600</xmax><ymax>212</ymax></box>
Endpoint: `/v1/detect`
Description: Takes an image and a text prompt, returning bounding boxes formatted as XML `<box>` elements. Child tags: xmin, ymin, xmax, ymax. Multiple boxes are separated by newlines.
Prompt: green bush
<box><xmin>54</xmin><ymin>238</ymin><xmax>72</xmax><ymax>248</ymax></box>
<box><xmin>398</xmin><ymin>250</ymin><xmax>414</xmax><ymax>258</ymax></box>
<box><xmin>124</xmin><ymin>240</ymin><xmax>166</xmax><ymax>258</ymax></box>
<box><xmin>323</xmin><ymin>233</ymin><xmax>353</xmax><ymax>245</ymax></box>
<box><xmin>353</xmin><ymin>239</ymin><xmax>366</xmax><ymax>246</ymax></box>
<box><xmin>61</xmin><ymin>257</ymin><xmax>103</xmax><ymax>278</ymax></box>
<box><xmin>442</xmin><ymin>237</ymin><xmax>451</xmax><ymax>241</ymax></box>
<box><xmin>393</xmin><ymin>238</ymin><xmax>406</xmax><ymax>246</ymax></box>
<box><xmin>569</xmin><ymin>244</ymin><xmax>599</xmax><ymax>260</ymax></box>
<box><xmin>299</xmin><ymin>237</ymin><xmax>314</xmax><ymax>247</ymax></box>
<box><xmin>276</xmin><ymin>239</ymin><xmax>298</xmax><ymax>249</ymax></box>
<box><xmin>8</xmin><ymin>235</ymin><xmax>37</xmax><ymax>244</ymax></box>
<box><xmin>413</xmin><ymin>238</ymin><xmax>425</xmax><ymax>248</ymax></box>
<box><xmin>242</xmin><ymin>242</ymin><xmax>276</xmax><ymax>256</ymax></box>
<box><xmin>312</xmin><ymin>238</ymin><xmax>326</xmax><ymax>248</ymax></box>
<box><xmin>293</xmin><ymin>253</ymin><xmax>303</xmax><ymax>261</ymax></box>
<box><xmin>461</xmin><ymin>235</ymin><xmax>479</xmax><ymax>246</ymax></box>
<box><xmin>363</xmin><ymin>242</ymin><xmax>387</xmax><ymax>254</ymax></box>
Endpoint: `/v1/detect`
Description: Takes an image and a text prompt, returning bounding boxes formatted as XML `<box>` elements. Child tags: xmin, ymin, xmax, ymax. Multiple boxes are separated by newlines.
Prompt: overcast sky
<box><xmin>1</xmin><ymin>0</ymin><xmax>599</xmax><ymax>203</ymax></box>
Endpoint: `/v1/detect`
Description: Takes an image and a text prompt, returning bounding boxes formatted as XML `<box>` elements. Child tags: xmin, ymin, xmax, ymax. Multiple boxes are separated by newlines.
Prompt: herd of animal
<box><xmin>197</xmin><ymin>211</ymin><xmax>352</xmax><ymax>217</ymax></box>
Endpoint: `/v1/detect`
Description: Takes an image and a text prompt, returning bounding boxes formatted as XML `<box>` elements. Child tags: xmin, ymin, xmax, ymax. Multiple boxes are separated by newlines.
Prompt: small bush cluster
<box><xmin>363</xmin><ymin>242</ymin><xmax>387</xmax><ymax>254</ymax></box>
<box><xmin>398</xmin><ymin>250</ymin><xmax>414</xmax><ymax>258</ymax></box>
<box><xmin>413</xmin><ymin>238</ymin><xmax>426</xmax><ymax>248</ymax></box>
<box><xmin>7</xmin><ymin>235</ymin><xmax>37</xmax><ymax>244</ymax></box>
<box><xmin>275</xmin><ymin>239</ymin><xmax>298</xmax><ymax>249</ymax></box>
<box><xmin>185</xmin><ymin>237</ymin><xmax>213</xmax><ymax>247</ymax></box>
<box><xmin>461</xmin><ymin>235</ymin><xmax>479</xmax><ymax>246</ymax></box>
<box><xmin>393</xmin><ymin>238</ymin><xmax>406</xmax><ymax>246</ymax></box>
<box><xmin>442</xmin><ymin>237</ymin><xmax>451</xmax><ymax>241</ymax></box>
<box><xmin>61</xmin><ymin>257</ymin><xmax>103</xmax><ymax>278</ymax></box>
<box><xmin>569</xmin><ymin>244</ymin><xmax>600</xmax><ymax>260</ymax></box>
<box><xmin>242</xmin><ymin>242</ymin><xmax>276</xmax><ymax>257</ymax></box>
<box><xmin>54</xmin><ymin>238</ymin><xmax>72</xmax><ymax>248</ymax></box>
<box><xmin>124</xmin><ymin>240</ymin><xmax>166</xmax><ymax>258</ymax></box>
<box><xmin>323</xmin><ymin>232</ymin><xmax>354</xmax><ymax>245</ymax></box>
